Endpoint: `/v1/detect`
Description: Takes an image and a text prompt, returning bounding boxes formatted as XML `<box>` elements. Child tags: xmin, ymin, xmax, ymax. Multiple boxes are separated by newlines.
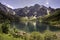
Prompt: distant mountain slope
<box><xmin>14</xmin><ymin>4</ymin><xmax>55</xmax><ymax>17</ymax></box>
<box><xmin>0</xmin><ymin>3</ymin><xmax>19</xmax><ymax>22</ymax></box>
<box><xmin>0</xmin><ymin>2</ymin><xmax>59</xmax><ymax>22</ymax></box>
<box><xmin>43</xmin><ymin>8</ymin><xmax>60</xmax><ymax>22</ymax></box>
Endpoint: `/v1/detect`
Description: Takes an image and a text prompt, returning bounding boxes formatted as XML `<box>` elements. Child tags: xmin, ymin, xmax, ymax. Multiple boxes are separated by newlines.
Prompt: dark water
<box><xmin>10</xmin><ymin>21</ymin><xmax>60</xmax><ymax>32</ymax></box>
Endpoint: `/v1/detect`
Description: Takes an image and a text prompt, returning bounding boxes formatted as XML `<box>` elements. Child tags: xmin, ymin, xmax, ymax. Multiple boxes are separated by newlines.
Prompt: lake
<box><xmin>11</xmin><ymin>21</ymin><xmax>60</xmax><ymax>32</ymax></box>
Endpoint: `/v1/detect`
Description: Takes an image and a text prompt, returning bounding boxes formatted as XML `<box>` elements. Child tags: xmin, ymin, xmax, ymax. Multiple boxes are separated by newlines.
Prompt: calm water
<box><xmin>11</xmin><ymin>21</ymin><xmax>60</xmax><ymax>32</ymax></box>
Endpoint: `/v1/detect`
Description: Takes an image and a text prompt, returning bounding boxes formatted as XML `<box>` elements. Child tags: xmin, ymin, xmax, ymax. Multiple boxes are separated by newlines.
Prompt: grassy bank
<box><xmin>0</xmin><ymin>22</ymin><xmax>59</xmax><ymax>40</ymax></box>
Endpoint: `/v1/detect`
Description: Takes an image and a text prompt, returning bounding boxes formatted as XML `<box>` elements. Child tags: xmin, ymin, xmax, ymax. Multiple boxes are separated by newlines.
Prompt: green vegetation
<box><xmin>29</xmin><ymin>32</ymin><xmax>44</xmax><ymax>40</ymax></box>
<box><xmin>0</xmin><ymin>21</ymin><xmax>59</xmax><ymax>40</ymax></box>
<box><xmin>20</xmin><ymin>16</ymin><xmax>37</xmax><ymax>22</ymax></box>
<box><xmin>41</xmin><ymin>8</ymin><xmax>60</xmax><ymax>27</ymax></box>
<box><xmin>0</xmin><ymin>5</ymin><xmax>60</xmax><ymax>40</ymax></box>
<box><xmin>44</xmin><ymin>30</ymin><xmax>57</xmax><ymax>40</ymax></box>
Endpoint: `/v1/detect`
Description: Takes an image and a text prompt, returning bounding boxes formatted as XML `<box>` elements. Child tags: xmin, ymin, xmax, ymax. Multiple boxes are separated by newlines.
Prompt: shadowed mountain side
<box><xmin>0</xmin><ymin>3</ymin><xmax>20</xmax><ymax>22</ymax></box>
<box><xmin>14</xmin><ymin>4</ymin><xmax>55</xmax><ymax>17</ymax></box>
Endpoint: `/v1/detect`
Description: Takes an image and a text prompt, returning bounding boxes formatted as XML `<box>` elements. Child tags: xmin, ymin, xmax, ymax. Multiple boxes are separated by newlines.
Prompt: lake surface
<box><xmin>11</xmin><ymin>21</ymin><xmax>60</xmax><ymax>32</ymax></box>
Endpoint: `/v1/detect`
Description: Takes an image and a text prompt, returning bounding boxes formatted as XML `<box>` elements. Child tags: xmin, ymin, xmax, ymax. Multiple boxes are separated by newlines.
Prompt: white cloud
<box><xmin>46</xmin><ymin>2</ymin><xmax>49</xmax><ymax>5</ymax></box>
<box><xmin>46</xmin><ymin>0</ymin><xmax>49</xmax><ymax>5</ymax></box>
<box><xmin>6</xmin><ymin>4</ymin><xmax>14</xmax><ymax>9</ymax></box>
<box><xmin>3</xmin><ymin>3</ymin><xmax>14</xmax><ymax>9</ymax></box>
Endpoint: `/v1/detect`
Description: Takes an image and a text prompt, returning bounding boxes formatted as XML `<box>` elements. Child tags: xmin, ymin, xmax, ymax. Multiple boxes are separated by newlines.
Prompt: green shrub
<box><xmin>29</xmin><ymin>32</ymin><xmax>43</xmax><ymax>40</ymax></box>
<box><xmin>44</xmin><ymin>30</ymin><xmax>57</xmax><ymax>40</ymax></box>
<box><xmin>1</xmin><ymin>22</ymin><xmax>10</xmax><ymax>34</ymax></box>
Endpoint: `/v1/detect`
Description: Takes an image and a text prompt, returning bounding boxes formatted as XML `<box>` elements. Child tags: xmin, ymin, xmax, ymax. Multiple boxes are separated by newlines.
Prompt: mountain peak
<box><xmin>34</xmin><ymin>4</ymin><xmax>40</xmax><ymax>6</ymax></box>
<box><xmin>34</xmin><ymin>4</ymin><xmax>40</xmax><ymax>8</ymax></box>
<box><xmin>14</xmin><ymin>4</ymin><xmax>51</xmax><ymax>17</ymax></box>
<box><xmin>0</xmin><ymin>2</ymin><xmax>1</xmax><ymax>4</ymax></box>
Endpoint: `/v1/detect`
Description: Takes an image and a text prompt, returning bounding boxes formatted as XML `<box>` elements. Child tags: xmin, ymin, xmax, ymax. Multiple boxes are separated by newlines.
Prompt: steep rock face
<box><xmin>0</xmin><ymin>3</ymin><xmax>16</xmax><ymax>15</ymax></box>
<box><xmin>14</xmin><ymin>4</ymin><xmax>55</xmax><ymax>17</ymax></box>
<box><xmin>0</xmin><ymin>3</ymin><xmax>19</xmax><ymax>21</ymax></box>
<box><xmin>47</xmin><ymin>7</ymin><xmax>55</xmax><ymax>14</ymax></box>
<box><xmin>0</xmin><ymin>2</ymin><xmax>55</xmax><ymax>22</ymax></box>
<box><xmin>43</xmin><ymin>8</ymin><xmax>60</xmax><ymax>22</ymax></box>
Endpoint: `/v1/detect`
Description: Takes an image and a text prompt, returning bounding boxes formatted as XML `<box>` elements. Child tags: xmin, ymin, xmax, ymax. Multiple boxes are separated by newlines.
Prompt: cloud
<box><xmin>46</xmin><ymin>0</ymin><xmax>49</xmax><ymax>5</ymax></box>
<box><xmin>6</xmin><ymin>4</ymin><xmax>14</xmax><ymax>9</ymax></box>
<box><xmin>46</xmin><ymin>2</ymin><xmax>49</xmax><ymax>5</ymax></box>
<box><xmin>3</xmin><ymin>3</ymin><xmax>14</xmax><ymax>9</ymax></box>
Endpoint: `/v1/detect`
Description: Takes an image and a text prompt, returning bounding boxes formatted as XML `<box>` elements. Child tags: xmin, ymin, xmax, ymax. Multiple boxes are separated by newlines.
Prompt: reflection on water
<box><xmin>11</xmin><ymin>21</ymin><xmax>60</xmax><ymax>32</ymax></box>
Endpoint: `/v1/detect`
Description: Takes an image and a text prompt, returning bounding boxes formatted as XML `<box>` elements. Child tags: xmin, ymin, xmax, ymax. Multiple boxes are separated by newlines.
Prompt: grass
<box><xmin>0</xmin><ymin>21</ymin><xmax>60</xmax><ymax>40</ymax></box>
<box><xmin>0</xmin><ymin>30</ymin><xmax>59</xmax><ymax>40</ymax></box>
<box><xmin>0</xmin><ymin>33</ymin><xmax>23</xmax><ymax>40</ymax></box>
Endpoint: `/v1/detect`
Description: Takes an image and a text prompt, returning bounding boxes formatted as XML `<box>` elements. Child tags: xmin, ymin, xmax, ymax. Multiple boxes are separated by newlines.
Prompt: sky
<box><xmin>0</xmin><ymin>0</ymin><xmax>60</xmax><ymax>9</ymax></box>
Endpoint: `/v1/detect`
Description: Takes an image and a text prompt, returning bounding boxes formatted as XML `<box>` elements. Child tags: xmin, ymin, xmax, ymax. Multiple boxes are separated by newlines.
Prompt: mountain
<box><xmin>0</xmin><ymin>3</ymin><xmax>19</xmax><ymax>22</ymax></box>
<box><xmin>0</xmin><ymin>3</ymin><xmax>56</xmax><ymax>22</ymax></box>
<box><xmin>14</xmin><ymin>4</ymin><xmax>55</xmax><ymax>17</ymax></box>
<box><xmin>43</xmin><ymin>8</ymin><xmax>60</xmax><ymax>22</ymax></box>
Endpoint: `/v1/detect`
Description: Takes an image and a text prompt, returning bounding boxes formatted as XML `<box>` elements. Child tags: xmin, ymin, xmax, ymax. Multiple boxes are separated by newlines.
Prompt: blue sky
<box><xmin>0</xmin><ymin>0</ymin><xmax>60</xmax><ymax>9</ymax></box>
